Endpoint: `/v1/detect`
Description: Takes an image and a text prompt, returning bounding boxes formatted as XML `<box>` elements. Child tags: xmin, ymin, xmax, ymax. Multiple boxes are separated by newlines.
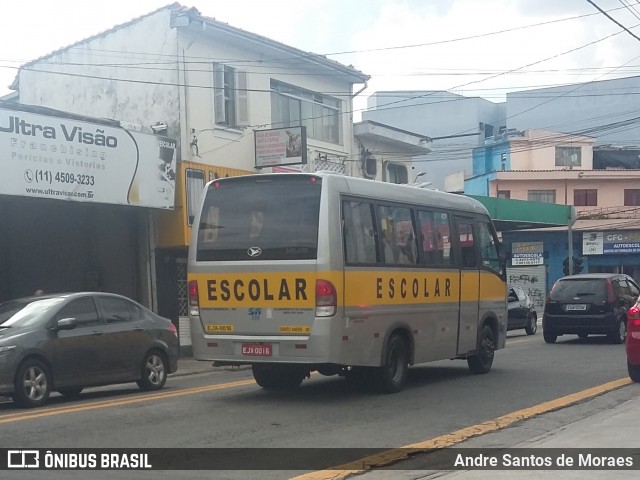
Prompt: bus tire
<box><xmin>467</xmin><ymin>325</ymin><xmax>495</xmax><ymax>374</ymax></box>
<box><xmin>252</xmin><ymin>364</ymin><xmax>305</xmax><ymax>390</ymax></box>
<box><xmin>375</xmin><ymin>334</ymin><xmax>408</xmax><ymax>394</ymax></box>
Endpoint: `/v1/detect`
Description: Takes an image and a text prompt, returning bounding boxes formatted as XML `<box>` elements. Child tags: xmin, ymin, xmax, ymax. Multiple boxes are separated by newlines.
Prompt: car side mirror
<box><xmin>55</xmin><ymin>317</ymin><xmax>78</xmax><ymax>331</ymax></box>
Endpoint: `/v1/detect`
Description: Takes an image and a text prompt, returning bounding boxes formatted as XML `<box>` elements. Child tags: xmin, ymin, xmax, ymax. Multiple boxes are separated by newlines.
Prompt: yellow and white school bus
<box><xmin>188</xmin><ymin>173</ymin><xmax>507</xmax><ymax>393</ymax></box>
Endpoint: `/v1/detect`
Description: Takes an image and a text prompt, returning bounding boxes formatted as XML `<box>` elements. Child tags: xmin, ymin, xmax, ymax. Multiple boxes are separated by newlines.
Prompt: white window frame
<box><xmin>186</xmin><ymin>169</ymin><xmax>206</xmax><ymax>226</ymax></box>
<box><xmin>213</xmin><ymin>63</ymin><xmax>249</xmax><ymax>128</ymax></box>
<box><xmin>270</xmin><ymin>80</ymin><xmax>342</xmax><ymax>145</ymax></box>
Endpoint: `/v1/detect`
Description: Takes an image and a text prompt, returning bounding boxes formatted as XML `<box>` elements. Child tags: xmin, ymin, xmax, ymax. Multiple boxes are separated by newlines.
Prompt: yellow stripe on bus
<box><xmin>189</xmin><ymin>270</ymin><xmax>506</xmax><ymax>308</ymax></box>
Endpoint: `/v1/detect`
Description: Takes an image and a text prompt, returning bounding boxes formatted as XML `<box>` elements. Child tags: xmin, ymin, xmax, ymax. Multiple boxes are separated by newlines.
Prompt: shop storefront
<box><xmin>0</xmin><ymin>104</ymin><xmax>177</xmax><ymax>307</ymax></box>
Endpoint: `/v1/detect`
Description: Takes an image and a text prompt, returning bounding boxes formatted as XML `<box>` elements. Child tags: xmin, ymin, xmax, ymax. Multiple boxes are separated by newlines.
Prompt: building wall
<box><xmin>18</xmin><ymin>9</ymin><xmax>181</xmax><ymax>138</ymax></box>
<box><xmin>176</xmin><ymin>28</ymin><xmax>357</xmax><ymax>174</ymax></box>
<box><xmin>363</xmin><ymin>91</ymin><xmax>506</xmax><ymax>190</ymax></box>
<box><xmin>506</xmin><ymin>76</ymin><xmax>640</xmax><ymax>145</ymax></box>
<box><xmin>488</xmin><ymin>171</ymin><xmax>640</xmax><ymax>210</ymax></box>
<box><xmin>508</xmin><ymin>130</ymin><xmax>594</xmax><ymax>170</ymax></box>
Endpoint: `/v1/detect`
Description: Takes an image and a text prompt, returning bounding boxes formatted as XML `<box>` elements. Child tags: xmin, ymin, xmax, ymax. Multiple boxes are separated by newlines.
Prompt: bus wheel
<box><xmin>252</xmin><ymin>364</ymin><xmax>305</xmax><ymax>390</ymax></box>
<box><xmin>376</xmin><ymin>334</ymin><xmax>408</xmax><ymax>394</ymax></box>
<box><xmin>467</xmin><ymin>325</ymin><xmax>495</xmax><ymax>374</ymax></box>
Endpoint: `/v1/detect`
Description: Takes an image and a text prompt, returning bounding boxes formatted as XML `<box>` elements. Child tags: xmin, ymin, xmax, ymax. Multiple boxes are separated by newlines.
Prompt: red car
<box><xmin>627</xmin><ymin>301</ymin><xmax>640</xmax><ymax>382</ymax></box>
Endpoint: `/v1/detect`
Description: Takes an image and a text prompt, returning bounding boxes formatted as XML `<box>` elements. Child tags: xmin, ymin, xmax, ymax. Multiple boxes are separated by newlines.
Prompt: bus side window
<box><xmin>343</xmin><ymin>200</ymin><xmax>377</xmax><ymax>264</ymax></box>
<box><xmin>478</xmin><ymin>221</ymin><xmax>502</xmax><ymax>275</ymax></box>
<box><xmin>458</xmin><ymin>222</ymin><xmax>477</xmax><ymax>268</ymax></box>
<box><xmin>378</xmin><ymin>205</ymin><xmax>417</xmax><ymax>265</ymax></box>
<box><xmin>418</xmin><ymin>210</ymin><xmax>453</xmax><ymax>266</ymax></box>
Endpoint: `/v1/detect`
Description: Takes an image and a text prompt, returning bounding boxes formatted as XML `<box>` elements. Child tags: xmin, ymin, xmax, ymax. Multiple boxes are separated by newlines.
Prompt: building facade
<box><xmin>5</xmin><ymin>4</ymin><xmax>374</xmax><ymax>352</ymax></box>
<box><xmin>362</xmin><ymin>91</ymin><xmax>506</xmax><ymax>190</ymax></box>
<box><xmin>465</xmin><ymin>128</ymin><xmax>640</xmax><ymax>305</ymax></box>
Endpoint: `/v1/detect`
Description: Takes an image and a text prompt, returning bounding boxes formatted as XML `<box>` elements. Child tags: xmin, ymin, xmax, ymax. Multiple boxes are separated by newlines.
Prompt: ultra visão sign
<box><xmin>0</xmin><ymin>107</ymin><xmax>177</xmax><ymax>209</ymax></box>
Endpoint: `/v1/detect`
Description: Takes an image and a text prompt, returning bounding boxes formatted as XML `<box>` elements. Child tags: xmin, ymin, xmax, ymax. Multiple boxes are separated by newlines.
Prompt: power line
<box><xmin>586</xmin><ymin>0</ymin><xmax>640</xmax><ymax>42</ymax></box>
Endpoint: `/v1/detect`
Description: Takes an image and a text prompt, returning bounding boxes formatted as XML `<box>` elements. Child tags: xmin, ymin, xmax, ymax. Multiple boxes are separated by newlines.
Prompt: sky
<box><xmin>1</xmin><ymin>0</ymin><xmax>640</xmax><ymax>121</ymax></box>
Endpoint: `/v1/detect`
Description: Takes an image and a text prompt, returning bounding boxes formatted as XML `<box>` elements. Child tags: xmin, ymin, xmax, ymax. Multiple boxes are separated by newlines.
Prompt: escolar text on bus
<box><xmin>376</xmin><ymin>276</ymin><xmax>452</xmax><ymax>300</ymax></box>
<box><xmin>206</xmin><ymin>278</ymin><xmax>308</xmax><ymax>302</ymax></box>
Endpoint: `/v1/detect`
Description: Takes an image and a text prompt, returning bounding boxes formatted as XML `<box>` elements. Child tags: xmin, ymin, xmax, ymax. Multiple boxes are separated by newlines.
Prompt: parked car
<box><xmin>0</xmin><ymin>292</ymin><xmax>179</xmax><ymax>408</ymax></box>
<box><xmin>627</xmin><ymin>298</ymin><xmax>640</xmax><ymax>382</ymax></box>
<box><xmin>543</xmin><ymin>273</ymin><xmax>639</xmax><ymax>344</ymax></box>
<box><xmin>507</xmin><ymin>286</ymin><xmax>537</xmax><ymax>335</ymax></box>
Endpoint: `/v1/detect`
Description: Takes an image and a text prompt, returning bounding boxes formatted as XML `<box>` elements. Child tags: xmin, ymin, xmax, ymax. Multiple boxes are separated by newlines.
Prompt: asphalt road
<box><xmin>0</xmin><ymin>330</ymin><xmax>631</xmax><ymax>479</ymax></box>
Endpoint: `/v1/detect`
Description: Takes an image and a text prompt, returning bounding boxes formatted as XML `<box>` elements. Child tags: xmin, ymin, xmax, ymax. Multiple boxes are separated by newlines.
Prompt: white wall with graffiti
<box><xmin>507</xmin><ymin>265</ymin><xmax>547</xmax><ymax>319</ymax></box>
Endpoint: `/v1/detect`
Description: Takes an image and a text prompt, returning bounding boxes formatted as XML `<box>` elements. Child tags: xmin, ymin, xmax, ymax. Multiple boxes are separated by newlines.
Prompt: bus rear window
<box><xmin>196</xmin><ymin>176</ymin><xmax>321</xmax><ymax>261</ymax></box>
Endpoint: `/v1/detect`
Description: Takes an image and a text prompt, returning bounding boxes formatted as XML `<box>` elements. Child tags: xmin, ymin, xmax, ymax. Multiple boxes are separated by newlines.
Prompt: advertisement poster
<box><xmin>583</xmin><ymin>231</ymin><xmax>640</xmax><ymax>255</ymax></box>
<box><xmin>254</xmin><ymin>126</ymin><xmax>307</xmax><ymax>168</ymax></box>
<box><xmin>511</xmin><ymin>241</ymin><xmax>544</xmax><ymax>266</ymax></box>
<box><xmin>0</xmin><ymin>107</ymin><xmax>177</xmax><ymax>209</ymax></box>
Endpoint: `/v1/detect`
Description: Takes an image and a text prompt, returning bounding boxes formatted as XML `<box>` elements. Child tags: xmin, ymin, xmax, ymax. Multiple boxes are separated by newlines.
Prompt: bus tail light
<box><xmin>316</xmin><ymin>279</ymin><xmax>337</xmax><ymax>317</ymax></box>
<box><xmin>188</xmin><ymin>280</ymin><xmax>200</xmax><ymax>317</ymax></box>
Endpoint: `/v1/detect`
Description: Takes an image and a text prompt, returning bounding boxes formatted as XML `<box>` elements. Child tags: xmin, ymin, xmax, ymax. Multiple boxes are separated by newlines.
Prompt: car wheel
<box><xmin>525</xmin><ymin>313</ymin><xmax>538</xmax><ymax>335</ymax></box>
<box><xmin>58</xmin><ymin>387</ymin><xmax>84</xmax><ymax>397</ymax></box>
<box><xmin>608</xmin><ymin>318</ymin><xmax>626</xmax><ymax>345</ymax></box>
<box><xmin>375</xmin><ymin>334</ymin><xmax>409</xmax><ymax>393</ymax></box>
<box><xmin>628</xmin><ymin>361</ymin><xmax>640</xmax><ymax>383</ymax></box>
<box><xmin>13</xmin><ymin>359</ymin><xmax>51</xmax><ymax>408</ymax></box>
<box><xmin>467</xmin><ymin>325</ymin><xmax>495</xmax><ymax>374</ymax></box>
<box><xmin>252</xmin><ymin>364</ymin><xmax>305</xmax><ymax>390</ymax></box>
<box><xmin>543</xmin><ymin>331</ymin><xmax>557</xmax><ymax>344</ymax></box>
<box><xmin>136</xmin><ymin>350</ymin><xmax>168</xmax><ymax>391</ymax></box>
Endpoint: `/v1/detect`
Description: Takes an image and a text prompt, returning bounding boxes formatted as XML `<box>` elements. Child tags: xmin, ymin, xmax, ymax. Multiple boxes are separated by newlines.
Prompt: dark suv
<box><xmin>543</xmin><ymin>273</ymin><xmax>639</xmax><ymax>344</ymax></box>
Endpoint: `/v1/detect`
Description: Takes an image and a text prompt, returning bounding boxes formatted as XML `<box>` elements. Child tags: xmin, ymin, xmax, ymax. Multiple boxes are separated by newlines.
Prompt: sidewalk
<box><xmin>353</xmin><ymin>382</ymin><xmax>640</xmax><ymax>479</ymax></box>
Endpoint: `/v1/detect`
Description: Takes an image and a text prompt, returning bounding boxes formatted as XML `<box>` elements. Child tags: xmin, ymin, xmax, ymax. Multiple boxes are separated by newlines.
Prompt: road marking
<box><xmin>0</xmin><ymin>379</ymin><xmax>255</xmax><ymax>425</ymax></box>
<box><xmin>291</xmin><ymin>377</ymin><xmax>632</xmax><ymax>480</ymax></box>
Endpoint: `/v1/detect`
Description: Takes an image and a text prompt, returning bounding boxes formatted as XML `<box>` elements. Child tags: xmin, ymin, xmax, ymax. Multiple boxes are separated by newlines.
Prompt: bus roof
<box><xmin>208</xmin><ymin>173</ymin><xmax>490</xmax><ymax>217</ymax></box>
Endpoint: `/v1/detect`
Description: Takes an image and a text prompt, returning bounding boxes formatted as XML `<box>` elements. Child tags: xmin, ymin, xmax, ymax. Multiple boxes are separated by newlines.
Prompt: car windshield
<box><xmin>550</xmin><ymin>279</ymin><xmax>607</xmax><ymax>302</ymax></box>
<box><xmin>0</xmin><ymin>297</ymin><xmax>66</xmax><ymax>328</ymax></box>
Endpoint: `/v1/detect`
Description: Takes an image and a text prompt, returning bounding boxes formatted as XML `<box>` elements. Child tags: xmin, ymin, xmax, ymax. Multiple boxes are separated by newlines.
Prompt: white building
<box><xmin>5</xmin><ymin>4</ymin><xmax>374</xmax><ymax>352</ymax></box>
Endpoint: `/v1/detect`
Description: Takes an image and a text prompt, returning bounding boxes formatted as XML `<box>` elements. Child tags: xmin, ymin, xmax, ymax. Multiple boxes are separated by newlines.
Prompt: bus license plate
<box><xmin>242</xmin><ymin>344</ymin><xmax>272</xmax><ymax>356</ymax></box>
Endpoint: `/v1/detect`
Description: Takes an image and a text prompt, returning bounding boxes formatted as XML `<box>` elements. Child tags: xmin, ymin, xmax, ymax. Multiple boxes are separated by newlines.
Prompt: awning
<box><xmin>466</xmin><ymin>195</ymin><xmax>575</xmax><ymax>231</ymax></box>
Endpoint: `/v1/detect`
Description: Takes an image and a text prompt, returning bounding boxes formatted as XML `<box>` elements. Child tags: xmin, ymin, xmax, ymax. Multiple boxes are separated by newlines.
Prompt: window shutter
<box><xmin>236</xmin><ymin>70</ymin><xmax>249</xmax><ymax>126</ymax></box>
<box><xmin>213</xmin><ymin>63</ymin><xmax>225</xmax><ymax>124</ymax></box>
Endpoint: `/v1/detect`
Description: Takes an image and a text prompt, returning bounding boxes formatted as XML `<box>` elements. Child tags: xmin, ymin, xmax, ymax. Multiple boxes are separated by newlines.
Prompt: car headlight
<box><xmin>0</xmin><ymin>345</ymin><xmax>17</xmax><ymax>354</ymax></box>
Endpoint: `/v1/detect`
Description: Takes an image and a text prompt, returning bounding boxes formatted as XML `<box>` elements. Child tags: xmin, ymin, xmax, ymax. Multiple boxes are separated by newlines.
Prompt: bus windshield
<box><xmin>196</xmin><ymin>175</ymin><xmax>322</xmax><ymax>261</ymax></box>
